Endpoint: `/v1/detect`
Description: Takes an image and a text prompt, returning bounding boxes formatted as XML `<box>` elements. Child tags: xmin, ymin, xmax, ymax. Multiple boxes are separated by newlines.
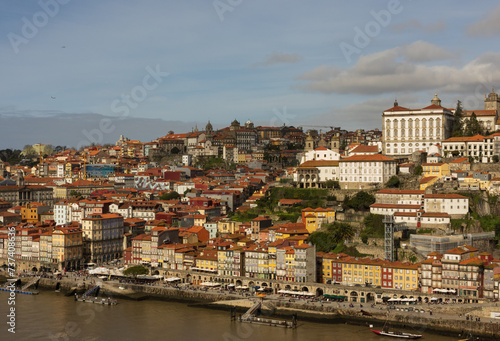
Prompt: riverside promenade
<box><xmin>4</xmin><ymin>271</ymin><xmax>500</xmax><ymax>340</ymax></box>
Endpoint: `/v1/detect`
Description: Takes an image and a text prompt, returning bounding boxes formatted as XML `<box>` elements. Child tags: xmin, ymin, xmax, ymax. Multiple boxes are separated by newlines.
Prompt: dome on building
<box><xmin>431</xmin><ymin>93</ymin><xmax>441</xmax><ymax>106</ymax></box>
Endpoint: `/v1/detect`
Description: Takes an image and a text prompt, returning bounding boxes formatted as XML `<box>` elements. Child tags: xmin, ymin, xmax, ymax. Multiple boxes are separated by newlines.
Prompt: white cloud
<box><xmin>297</xmin><ymin>41</ymin><xmax>500</xmax><ymax>96</ymax></box>
<box><xmin>403</xmin><ymin>41</ymin><xmax>454</xmax><ymax>63</ymax></box>
<box><xmin>467</xmin><ymin>5</ymin><xmax>500</xmax><ymax>36</ymax></box>
<box><xmin>253</xmin><ymin>52</ymin><xmax>302</xmax><ymax>67</ymax></box>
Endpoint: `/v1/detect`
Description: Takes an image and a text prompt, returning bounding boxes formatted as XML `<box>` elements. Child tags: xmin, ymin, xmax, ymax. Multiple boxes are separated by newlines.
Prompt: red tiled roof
<box><xmin>341</xmin><ymin>154</ymin><xmax>395</xmax><ymax>162</ymax></box>
<box><xmin>463</xmin><ymin>109</ymin><xmax>496</xmax><ymax>117</ymax></box>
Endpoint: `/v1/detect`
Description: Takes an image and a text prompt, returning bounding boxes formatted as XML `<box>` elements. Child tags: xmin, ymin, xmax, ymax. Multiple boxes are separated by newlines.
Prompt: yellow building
<box><xmin>217</xmin><ymin>220</ymin><xmax>242</xmax><ymax>235</ymax></box>
<box><xmin>387</xmin><ymin>263</ymin><xmax>419</xmax><ymax>291</ymax></box>
<box><xmin>267</xmin><ymin>243</ymin><xmax>278</xmax><ymax>280</ymax></box>
<box><xmin>21</xmin><ymin>202</ymin><xmax>50</xmax><ymax>223</ymax></box>
<box><xmin>237</xmin><ymin>153</ymin><xmax>247</xmax><ymax>163</ymax></box>
<box><xmin>419</xmin><ymin>176</ymin><xmax>438</xmax><ymax>190</ymax></box>
<box><xmin>51</xmin><ymin>227</ymin><xmax>83</xmax><ymax>270</ymax></box>
<box><xmin>301</xmin><ymin>207</ymin><xmax>335</xmax><ymax>233</ymax></box>
<box><xmin>422</xmin><ymin>163</ymin><xmax>450</xmax><ymax>178</ymax></box>
<box><xmin>274</xmin><ymin>223</ymin><xmax>309</xmax><ymax>240</ymax></box>
<box><xmin>252</xmin><ymin>152</ymin><xmax>264</xmax><ymax>161</ymax></box>
<box><xmin>195</xmin><ymin>250</ymin><xmax>218</xmax><ymax>272</ymax></box>
<box><xmin>285</xmin><ymin>248</ymin><xmax>295</xmax><ymax>281</ymax></box>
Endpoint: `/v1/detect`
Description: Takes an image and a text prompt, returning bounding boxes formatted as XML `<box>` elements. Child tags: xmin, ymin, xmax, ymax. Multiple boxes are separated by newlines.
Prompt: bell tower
<box><xmin>330</xmin><ymin>136</ymin><xmax>340</xmax><ymax>154</ymax></box>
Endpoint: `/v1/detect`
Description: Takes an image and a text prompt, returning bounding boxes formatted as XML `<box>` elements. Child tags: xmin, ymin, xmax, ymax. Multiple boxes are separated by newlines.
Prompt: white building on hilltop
<box><xmin>300</xmin><ymin>146</ymin><xmax>340</xmax><ymax>163</ymax></box>
<box><xmin>339</xmin><ymin>154</ymin><xmax>397</xmax><ymax>190</ymax></box>
<box><xmin>382</xmin><ymin>95</ymin><xmax>454</xmax><ymax>157</ymax></box>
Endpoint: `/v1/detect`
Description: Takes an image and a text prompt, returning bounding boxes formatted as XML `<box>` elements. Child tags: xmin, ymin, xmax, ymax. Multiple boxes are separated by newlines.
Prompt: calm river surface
<box><xmin>0</xmin><ymin>290</ymin><xmax>460</xmax><ymax>341</ymax></box>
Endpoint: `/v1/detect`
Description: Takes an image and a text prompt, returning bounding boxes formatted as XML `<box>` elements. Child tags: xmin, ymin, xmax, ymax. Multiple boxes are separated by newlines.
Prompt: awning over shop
<box><xmin>277</xmin><ymin>290</ymin><xmax>315</xmax><ymax>296</ymax></box>
<box><xmin>200</xmin><ymin>282</ymin><xmax>221</xmax><ymax>287</ymax></box>
<box><xmin>322</xmin><ymin>294</ymin><xmax>347</xmax><ymax>299</ymax></box>
<box><xmin>164</xmin><ymin>277</ymin><xmax>181</xmax><ymax>282</ymax></box>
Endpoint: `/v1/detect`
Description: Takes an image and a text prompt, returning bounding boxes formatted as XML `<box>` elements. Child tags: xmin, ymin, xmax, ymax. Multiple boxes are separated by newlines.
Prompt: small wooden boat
<box><xmin>370</xmin><ymin>329</ymin><xmax>422</xmax><ymax>339</ymax></box>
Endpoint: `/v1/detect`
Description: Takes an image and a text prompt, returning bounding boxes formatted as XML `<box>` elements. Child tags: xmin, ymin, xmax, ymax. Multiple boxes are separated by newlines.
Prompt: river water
<box><xmin>0</xmin><ymin>290</ymin><xmax>460</xmax><ymax>341</ymax></box>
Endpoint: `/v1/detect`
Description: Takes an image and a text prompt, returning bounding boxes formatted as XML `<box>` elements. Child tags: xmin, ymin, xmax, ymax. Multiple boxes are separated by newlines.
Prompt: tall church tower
<box><xmin>330</xmin><ymin>136</ymin><xmax>340</xmax><ymax>154</ymax></box>
<box><xmin>206</xmin><ymin>120</ymin><xmax>213</xmax><ymax>141</ymax></box>
<box><xmin>485</xmin><ymin>89</ymin><xmax>500</xmax><ymax>112</ymax></box>
<box><xmin>304</xmin><ymin>134</ymin><xmax>314</xmax><ymax>152</ymax></box>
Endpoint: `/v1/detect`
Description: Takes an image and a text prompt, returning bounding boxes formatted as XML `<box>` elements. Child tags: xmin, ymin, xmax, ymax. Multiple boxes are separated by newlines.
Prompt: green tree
<box><xmin>159</xmin><ymin>191</ymin><xmax>180</xmax><ymax>200</ymax></box>
<box><xmin>408</xmin><ymin>254</ymin><xmax>418</xmax><ymax>264</ymax></box>
<box><xmin>307</xmin><ymin>231</ymin><xmax>337</xmax><ymax>253</ymax></box>
<box><xmin>451</xmin><ymin>100</ymin><xmax>464</xmax><ymax>137</ymax></box>
<box><xmin>463</xmin><ymin>113</ymin><xmax>483</xmax><ymax>136</ymax></box>
<box><xmin>328</xmin><ymin>222</ymin><xmax>355</xmax><ymax>244</ymax></box>
<box><xmin>343</xmin><ymin>191</ymin><xmax>375</xmax><ymax>211</ymax></box>
<box><xmin>123</xmin><ymin>265</ymin><xmax>149</xmax><ymax>278</ymax></box>
<box><xmin>385</xmin><ymin>175</ymin><xmax>400</xmax><ymax>188</ymax></box>
<box><xmin>493</xmin><ymin>155</ymin><xmax>499</xmax><ymax>163</ymax></box>
<box><xmin>324</xmin><ymin>180</ymin><xmax>339</xmax><ymax>189</ymax></box>
<box><xmin>171</xmin><ymin>147</ymin><xmax>181</xmax><ymax>154</ymax></box>
<box><xmin>413</xmin><ymin>165</ymin><xmax>423</xmax><ymax>176</ymax></box>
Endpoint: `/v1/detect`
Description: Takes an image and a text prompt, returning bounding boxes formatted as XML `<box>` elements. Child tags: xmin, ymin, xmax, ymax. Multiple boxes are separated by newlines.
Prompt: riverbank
<box><xmin>6</xmin><ymin>275</ymin><xmax>500</xmax><ymax>340</ymax></box>
<box><xmin>200</xmin><ymin>298</ymin><xmax>500</xmax><ymax>340</ymax></box>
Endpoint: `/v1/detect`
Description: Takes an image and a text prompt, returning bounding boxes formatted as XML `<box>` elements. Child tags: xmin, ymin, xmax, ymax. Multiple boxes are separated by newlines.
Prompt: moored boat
<box><xmin>370</xmin><ymin>328</ymin><xmax>422</xmax><ymax>339</ymax></box>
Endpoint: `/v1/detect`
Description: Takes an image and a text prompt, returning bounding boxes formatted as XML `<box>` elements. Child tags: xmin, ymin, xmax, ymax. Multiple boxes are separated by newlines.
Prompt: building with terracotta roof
<box><xmin>300</xmin><ymin>146</ymin><xmax>340</xmax><ymax>163</ymax></box>
<box><xmin>423</xmin><ymin>194</ymin><xmax>468</xmax><ymax>218</ymax></box>
<box><xmin>301</xmin><ymin>207</ymin><xmax>335</xmax><ymax>233</ymax></box>
<box><xmin>52</xmin><ymin>227</ymin><xmax>83</xmax><ymax>270</ymax></box>
<box><xmin>382</xmin><ymin>95</ymin><xmax>454</xmax><ymax>157</ymax></box>
<box><xmin>294</xmin><ymin>159</ymin><xmax>340</xmax><ymax>188</ymax></box>
<box><xmin>419</xmin><ymin>176</ymin><xmax>438</xmax><ymax>190</ymax></box>
<box><xmin>448</xmin><ymin>157</ymin><xmax>471</xmax><ymax>171</ymax></box>
<box><xmin>347</xmin><ymin>144</ymin><xmax>379</xmax><ymax>156</ymax></box>
<box><xmin>81</xmin><ymin>213</ymin><xmax>124</xmax><ymax>264</ymax></box>
<box><xmin>441</xmin><ymin>135</ymin><xmax>495</xmax><ymax>163</ymax></box>
<box><xmin>21</xmin><ymin>202</ymin><xmax>50</xmax><ymax>223</ymax></box>
<box><xmin>422</xmin><ymin>163</ymin><xmax>450</xmax><ymax>178</ymax></box>
<box><xmin>375</xmin><ymin>189</ymin><xmax>424</xmax><ymax>205</ymax></box>
<box><xmin>339</xmin><ymin>154</ymin><xmax>397</xmax><ymax>190</ymax></box>
<box><xmin>441</xmin><ymin>245</ymin><xmax>478</xmax><ymax>296</ymax></box>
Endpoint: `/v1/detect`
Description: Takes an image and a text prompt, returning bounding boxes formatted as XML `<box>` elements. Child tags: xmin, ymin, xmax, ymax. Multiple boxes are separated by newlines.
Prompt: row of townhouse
<box><xmin>320</xmin><ymin>253</ymin><xmax>419</xmax><ymax>291</ymax></box>
<box><xmin>420</xmin><ymin>245</ymin><xmax>500</xmax><ymax>301</ymax></box>
<box><xmin>215</xmin><ymin>240</ymin><xmax>316</xmax><ymax>283</ymax></box>
<box><xmin>125</xmin><ymin>235</ymin><xmax>317</xmax><ymax>284</ymax></box>
<box><xmin>0</xmin><ymin>224</ymin><xmax>83</xmax><ymax>271</ymax></box>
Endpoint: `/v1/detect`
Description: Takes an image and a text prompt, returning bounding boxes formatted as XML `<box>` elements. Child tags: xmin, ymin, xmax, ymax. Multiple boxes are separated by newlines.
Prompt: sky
<box><xmin>1</xmin><ymin>0</ymin><xmax>500</xmax><ymax>148</ymax></box>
